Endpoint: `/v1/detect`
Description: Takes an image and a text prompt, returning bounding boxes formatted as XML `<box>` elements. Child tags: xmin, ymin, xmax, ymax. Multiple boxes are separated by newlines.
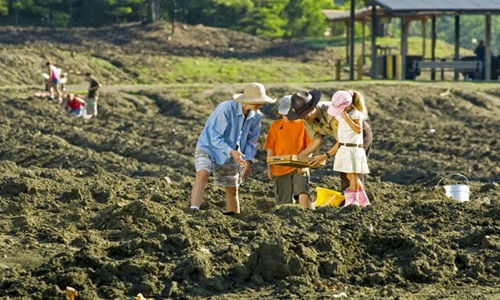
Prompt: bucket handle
<box><xmin>321</xmin><ymin>194</ymin><xmax>340</xmax><ymax>206</ymax></box>
<box><xmin>436</xmin><ymin>173</ymin><xmax>469</xmax><ymax>189</ymax></box>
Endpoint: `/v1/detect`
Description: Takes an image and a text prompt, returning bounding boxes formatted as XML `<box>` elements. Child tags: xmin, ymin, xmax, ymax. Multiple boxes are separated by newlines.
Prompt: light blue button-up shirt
<box><xmin>196</xmin><ymin>100</ymin><xmax>262</xmax><ymax>166</ymax></box>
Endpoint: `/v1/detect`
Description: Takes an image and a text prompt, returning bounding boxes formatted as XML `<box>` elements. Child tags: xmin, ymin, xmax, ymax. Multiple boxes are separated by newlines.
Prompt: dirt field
<box><xmin>0</xmin><ymin>23</ymin><xmax>499</xmax><ymax>300</ymax></box>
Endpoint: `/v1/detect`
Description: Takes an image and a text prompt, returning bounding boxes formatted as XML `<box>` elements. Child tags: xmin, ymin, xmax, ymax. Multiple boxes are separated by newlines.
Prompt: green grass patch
<box><xmin>374</xmin><ymin>37</ymin><xmax>474</xmax><ymax>59</ymax></box>
<box><xmin>90</xmin><ymin>56</ymin><xmax>118</xmax><ymax>70</ymax></box>
<box><xmin>303</xmin><ymin>35</ymin><xmax>475</xmax><ymax>60</ymax></box>
<box><xmin>133</xmin><ymin>56</ymin><xmax>339</xmax><ymax>85</ymax></box>
<box><xmin>296</xmin><ymin>36</ymin><xmax>348</xmax><ymax>48</ymax></box>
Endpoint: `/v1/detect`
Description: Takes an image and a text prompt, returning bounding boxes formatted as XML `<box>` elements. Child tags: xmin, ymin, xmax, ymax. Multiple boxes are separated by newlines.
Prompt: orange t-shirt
<box><xmin>264</xmin><ymin>118</ymin><xmax>311</xmax><ymax>176</ymax></box>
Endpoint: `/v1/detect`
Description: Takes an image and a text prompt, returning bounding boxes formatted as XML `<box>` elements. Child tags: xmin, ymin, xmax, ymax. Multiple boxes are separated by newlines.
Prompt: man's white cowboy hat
<box><xmin>233</xmin><ymin>82</ymin><xmax>276</xmax><ymax>104</ymax></box>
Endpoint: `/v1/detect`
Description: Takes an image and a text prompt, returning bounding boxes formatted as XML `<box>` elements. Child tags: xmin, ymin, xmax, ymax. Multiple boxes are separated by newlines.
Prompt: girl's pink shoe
<box><xmin>357</xmin><ymin>189</ymin><xmax>370</xmax><ymax>207</ymax></box>
<box><xmin>343</xmin><ymin>190</ymin><xmax>359</xmax><ymax>207</ymax></box>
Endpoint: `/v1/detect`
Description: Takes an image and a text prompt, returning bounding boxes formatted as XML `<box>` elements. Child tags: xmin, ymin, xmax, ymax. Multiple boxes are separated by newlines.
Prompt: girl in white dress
<box><xmin>327</xmin><ymin>90</ymin><xmax>370</xmax><ymax>207</ymax></box>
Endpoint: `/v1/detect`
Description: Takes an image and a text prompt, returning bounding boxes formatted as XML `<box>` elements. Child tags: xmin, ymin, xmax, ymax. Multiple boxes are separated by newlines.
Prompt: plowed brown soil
<box><xmin>0</xmin><ymin>22</ymin><xmax>499</xmax><ymax>300</ymax></box>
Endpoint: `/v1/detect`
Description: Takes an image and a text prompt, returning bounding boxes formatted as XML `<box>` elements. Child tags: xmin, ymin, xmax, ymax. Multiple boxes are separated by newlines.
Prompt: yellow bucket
<box><xmin>315</xmin><ymin>187</ymin><xmax>344</xmax><ymax>207</ymax></box>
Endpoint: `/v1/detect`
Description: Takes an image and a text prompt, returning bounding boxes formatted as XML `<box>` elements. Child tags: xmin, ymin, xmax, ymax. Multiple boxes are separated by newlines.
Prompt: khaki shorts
<box><xmin>273</xmin><ymin>170</ymin><xmax>309</xmax><ymax>205</ymax></box>
<box><xmin>194</xmin><ymin>150</ymin><xmax>241</xmax><ymax>187</ymax></box>
<box><xmin>86</xmin><ymin>97</ymin><xmax>98</xmax><ymax>116</ymax></box>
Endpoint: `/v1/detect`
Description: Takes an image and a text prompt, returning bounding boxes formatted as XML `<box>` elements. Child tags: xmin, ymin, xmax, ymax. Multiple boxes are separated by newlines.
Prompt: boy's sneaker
<box><xmin>183</xmin><ymin>207</ymin><xmax>200</xmax><ymax>215</ymax></box>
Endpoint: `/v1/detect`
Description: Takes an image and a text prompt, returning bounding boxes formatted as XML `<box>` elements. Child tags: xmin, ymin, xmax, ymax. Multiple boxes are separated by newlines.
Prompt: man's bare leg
<box><xmin>225</xmin><ymin>186</ymin><xmax>240</xmax><ymax>214</ymax></box>
<box><xmin>190</xmin><ymin>170</ymin><xmax>210</xmax><ymax>209</ymax></box>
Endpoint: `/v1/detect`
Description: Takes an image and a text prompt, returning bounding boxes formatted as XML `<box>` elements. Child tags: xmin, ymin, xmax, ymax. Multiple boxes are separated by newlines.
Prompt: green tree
<box><xmin>10</xmin><ymin>0</ymin><xmax>69</xmax><ymax>26</ymax></box>
<box><xmin>240</xmin><ymin>0</ymin><xmax>333</xmax><ymax>38</ymax></box>
<box><xmin>107</xmin><ymin>0</ymin><xmax>144</xmax><ymax>23</ymax></box>
<box><xmin>0</xmin><ymin>0</ymin><xmax>8</xmax><ymax>16</ymax></box>
<box><xmin>283</xmin><ymin>0</ymin><xmax>333</xmax><ymax>38</ymax></box>
<box><xmin>11</xmin><ymin>0</ymin><xmax>33</xmax><ymax>25</ymax></box>
<box><xmin>146</xmin><ymin>0</ymin><xmax>160</xmax><ymax>23</ymax></box>
<box><xmin>174</xmin><ymin>0</ymin><xmax>253</xmax><ymax>29</ymax></box>
<box><xmin>241</xmin><ymin>0</ymin><xmax>287</xmax><ymax>37</ymax></box>
<box><xmin>210</xmin><ymin>0</ymin><xmax>254</xmax><ymax>29</ymax></box>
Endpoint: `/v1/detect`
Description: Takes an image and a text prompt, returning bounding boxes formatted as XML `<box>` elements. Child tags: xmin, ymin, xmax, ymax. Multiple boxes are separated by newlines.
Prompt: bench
<box><xmin>413</xmin><ymin>60</ymin><xmax>482</xmax><ymax>80</ymax></box>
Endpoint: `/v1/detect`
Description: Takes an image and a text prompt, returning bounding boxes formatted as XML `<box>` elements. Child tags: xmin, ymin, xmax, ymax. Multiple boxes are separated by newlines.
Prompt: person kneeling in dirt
<box><xmin>84</xmin><ymin>72</ymin><xmax>102</xmax><ymax>118</ymax></box>
<box><xmin>264</xmin><ymin>95</ymin><xmax>312</xmax><ymax>208</ymax></box>
<box><xmin>61</xmin><ymin>93</ymin><xmax>86</xmax><ymax>118</ymax></box>
<box><xmin>189</xmin><ymin>83</ymin><xmax>276</xmax><ymax>215</ymax></box>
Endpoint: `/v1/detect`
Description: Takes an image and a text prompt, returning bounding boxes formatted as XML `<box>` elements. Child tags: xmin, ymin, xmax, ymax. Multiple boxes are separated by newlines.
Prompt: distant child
<box><xmin>61</xmin><ymin>93</ymin><xmax>86</xmax><ymax>118</ymax></box>
<box><xmin>60</xmin><ymin>72</ymin><xmax>68</xmax><ymax>91</ymax></box>
<box><xmin>84</xmin><ymin>72</ymin><xmax>102</xmax><ymax>118</ymax></box>
<box><xmin>45</xmin><ymin>61</ymin><xmax>63</xmax><ymax>102</ymax></box>
<box><xmin>264</xmin><ymin>95</ymin><xmax>312</xmax><ymax>208</ymax></box>
<box><xmin>327</xmin><ymin>90</ymin><xmax>370</xmax><ymax>207</ymax></box>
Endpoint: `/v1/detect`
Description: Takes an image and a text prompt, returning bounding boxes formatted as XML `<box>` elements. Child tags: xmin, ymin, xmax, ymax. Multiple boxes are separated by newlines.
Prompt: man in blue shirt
<box><xmin>190</xmin><ymin>82</ymin><xmax>276</xmax><ymax>214</ymax></box>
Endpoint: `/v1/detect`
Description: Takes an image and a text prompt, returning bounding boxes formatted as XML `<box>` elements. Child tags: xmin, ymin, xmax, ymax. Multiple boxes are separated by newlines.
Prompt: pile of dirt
<box><xmin>0</xmin><ymin>22</ymin><xmax>326</xmax><ymax>60</ymax></box>
<box><xmin>0</xmin><ymin>80</ymin><xmax>499</xmax><ymax>299</ymax></box>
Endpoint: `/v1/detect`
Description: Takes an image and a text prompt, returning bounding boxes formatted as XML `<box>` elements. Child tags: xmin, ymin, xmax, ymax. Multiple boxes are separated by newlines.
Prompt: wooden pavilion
<box><xmin>323</xmin><ymin>0</ymin><xmax>500</xmax><ymax>80</ymax></box>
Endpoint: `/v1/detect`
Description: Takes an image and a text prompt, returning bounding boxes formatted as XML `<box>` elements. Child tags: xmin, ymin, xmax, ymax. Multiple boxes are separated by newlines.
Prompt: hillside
<box><xmin>0</xmin><ymin>23</ymin><xmax>499</xmax><ymax>299</ymax></box>
<box><xmin>0</xmin><ymin>21</ymin><xmax>343</xmax><ymax>86</ymax></box>
<box><xmin>0</xmin><ymin>21</ymin><xmax>478</xmax><ymax>87</ymax></box>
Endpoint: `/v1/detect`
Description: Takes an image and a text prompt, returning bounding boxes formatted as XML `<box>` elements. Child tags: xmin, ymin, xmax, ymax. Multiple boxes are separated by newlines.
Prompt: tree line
<box><xmin>1</xmin><ymin>0</ymin><xmax>498</xmax><ymax>53</ymax></box>
<box><xmin>0</xmin><ymin>0</ymin><xmax>336</xmax><ymax>38</ymax></box>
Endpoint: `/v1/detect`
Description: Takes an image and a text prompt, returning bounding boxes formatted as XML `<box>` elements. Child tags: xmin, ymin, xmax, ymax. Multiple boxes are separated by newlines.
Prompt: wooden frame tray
<box><xmin>266</xmin><ymin>155</ymin><xmax>326</xmax><ymax>168</ymax></box>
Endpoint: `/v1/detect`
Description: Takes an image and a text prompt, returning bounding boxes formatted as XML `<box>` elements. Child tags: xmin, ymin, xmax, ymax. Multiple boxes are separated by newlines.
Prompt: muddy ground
<box><xmin>0</xmin><ymin>81</ymin><xmax>499</xmax><ymax>300</ymax></box>
<box><xmin>0</xmin><ymin>22</ymin><xmax>499</xmax><ymax>300</ymax></box>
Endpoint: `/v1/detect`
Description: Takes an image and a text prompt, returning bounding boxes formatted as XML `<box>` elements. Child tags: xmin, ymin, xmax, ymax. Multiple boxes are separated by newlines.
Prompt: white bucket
<box><xmin>436</xmin><ymin>173</ymin><xmax>470</xmax><ymax>202</ymax></box>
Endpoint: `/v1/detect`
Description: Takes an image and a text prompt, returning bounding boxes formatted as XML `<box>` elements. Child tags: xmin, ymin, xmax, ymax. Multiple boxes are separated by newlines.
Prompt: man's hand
<box><xmin>230</xmin><ymin>150</ymin><xmax>246</xmax><ymax>169</ymax></box>
<box><xmin>240</xmin><ymin>161</ymin><xmax>252</xmax><ymax>179</ymax></box>
<box><xmin>297</xmin><ymin>168</ymin><xmax>309</xmax><ymax>175</ymax></box>
<box><xmin>309</xmin><ymin>154</ymin><xmax>327</xmax><ymax>167</ymax></box>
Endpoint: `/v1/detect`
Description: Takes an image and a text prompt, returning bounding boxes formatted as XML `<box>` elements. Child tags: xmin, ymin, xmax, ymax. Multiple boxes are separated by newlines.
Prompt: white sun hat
<box><xmin>233</xmin><ymin>82</ymin><xmax>276</xmax><ymax>104</ymax></box>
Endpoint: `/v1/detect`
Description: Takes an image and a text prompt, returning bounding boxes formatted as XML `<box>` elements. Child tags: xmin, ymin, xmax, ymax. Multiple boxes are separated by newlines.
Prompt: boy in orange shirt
<box><xmin>264</xmin><ymin>95</ymin><xmax>312</xmax><ymax>208</ymax></box>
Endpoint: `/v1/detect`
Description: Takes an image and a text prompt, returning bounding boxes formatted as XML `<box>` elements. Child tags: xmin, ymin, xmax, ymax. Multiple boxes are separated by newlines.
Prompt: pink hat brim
<box><xmin>327</xmin><ymin>102</ymin><xmax>350</xmax><ymax>116</ymax></box>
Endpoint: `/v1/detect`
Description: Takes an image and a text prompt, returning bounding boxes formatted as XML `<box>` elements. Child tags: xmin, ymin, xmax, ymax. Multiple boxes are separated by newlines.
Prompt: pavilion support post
<box><xmin>345</xmin><ymin>21</ymin><xmax>350</xmax><ymax>64</ymax></box>
<box><xmin>422</xmin><ymin>18</ymin><xmax>427</xmax><ymax>59</ymax></box>
<box><xmin>454</xmin><ymin>14</ymin><xmax>460</xmax><ymax>81</ymax></box>
<box><xmin>400</xmin><ymin>16</ymin><xmax>409</xmax><ymax>80</ymax></box>
<box><xmin>431</xmin><ymin>15</ymin><xmax>437</xmax><ymax>80</ymax></box>
<box><xmin>485</xmin><ymin>14</ymin><xmax>492</xmax><ymax>80</ymax></box>
<box><xmin>349</xmin><ymin>0</ymin><xmax>355</xmax><ymax>80</ymax></box>
<box><xmin>362</xmin><ymin>20</ymin><xmax>366</xmax><ymax>65</ymax></box>
<box><xmin>370</xmin><ymin>5</ymin><xmax>377</xmax><ymax>79</ymax></box>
